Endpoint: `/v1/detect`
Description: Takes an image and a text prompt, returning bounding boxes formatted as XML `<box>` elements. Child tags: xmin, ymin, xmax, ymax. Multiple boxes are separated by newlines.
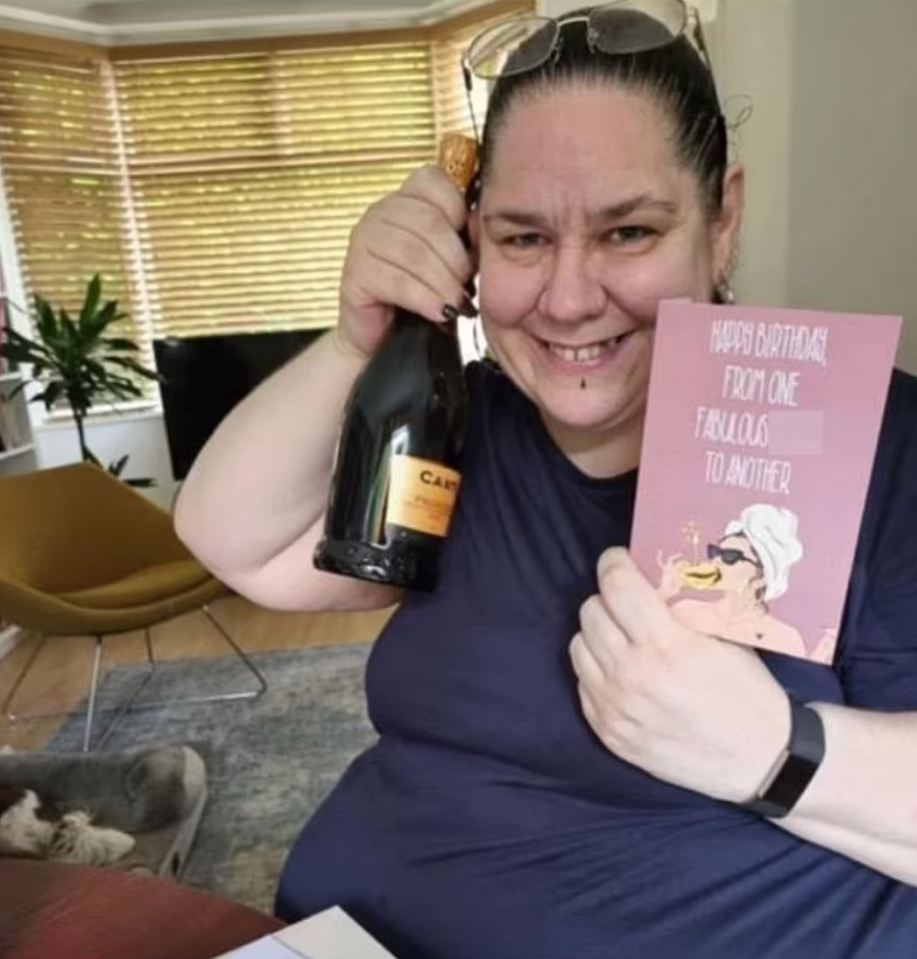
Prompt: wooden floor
<box><xmin>0</xmin><ymin>596</ymin><xmax>395</xmax><ymax>750</ymax></box>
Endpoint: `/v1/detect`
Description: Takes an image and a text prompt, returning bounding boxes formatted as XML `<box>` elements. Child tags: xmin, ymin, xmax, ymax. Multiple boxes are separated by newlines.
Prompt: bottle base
<box><xmin>314</xmin><ymin>537</ymin><xmax>439</xmax><ymax>592</ymax></box>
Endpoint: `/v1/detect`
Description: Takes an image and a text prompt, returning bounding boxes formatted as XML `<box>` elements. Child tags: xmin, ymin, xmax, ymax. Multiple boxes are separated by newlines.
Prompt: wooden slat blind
<box><xmin>0</xmin><ymin>43</ymin><xmax>134</xmax><ymax>327</ymax></box>
<box><xmin>432</xmin><ymin>0</ymin><xmax>534</xmax><ymax>143</ymax></box>
<box><xmin>114</xmin><ymin>40</ymin><xmax>436</xmax><ymax>336</ymax></box>
<box><xmin>0</xmin><ymin>1</ymin><xmax>536</xmax><ymax>355</ymax></box>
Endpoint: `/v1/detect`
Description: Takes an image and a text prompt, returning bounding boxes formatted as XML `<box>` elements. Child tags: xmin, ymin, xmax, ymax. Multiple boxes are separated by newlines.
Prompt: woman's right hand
<box><xmin>335</xmin><ymin>164</ymin><xmax>475</xmax><ymax>360</ymax></box>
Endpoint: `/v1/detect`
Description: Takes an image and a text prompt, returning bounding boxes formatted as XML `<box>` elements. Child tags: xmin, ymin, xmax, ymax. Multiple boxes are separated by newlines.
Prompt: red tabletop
<box><xmin>0</xmin><ymin>859</ymin><xmax>283</xmax><ymax>959</ymax></box>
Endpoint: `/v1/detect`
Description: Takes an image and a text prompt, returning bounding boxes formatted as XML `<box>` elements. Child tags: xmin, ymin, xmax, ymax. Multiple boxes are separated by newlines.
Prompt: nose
<box><xmin>538</xmin><ymin>242</ymin><xmax>607</xmax><ymax>325</ymax></box>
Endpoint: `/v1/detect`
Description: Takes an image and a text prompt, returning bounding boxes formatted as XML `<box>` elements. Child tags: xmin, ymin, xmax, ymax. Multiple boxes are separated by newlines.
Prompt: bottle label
<box><xmin>387</xmin><ymin>454</ymin><xmax>461</xmax><ymax>538</ymax></box>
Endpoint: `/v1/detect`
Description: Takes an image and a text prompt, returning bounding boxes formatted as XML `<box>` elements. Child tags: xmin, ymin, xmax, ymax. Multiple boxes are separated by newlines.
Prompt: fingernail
<box><xmin>459</xmin><ymin>295</ymin><xmax>478</xmax><ymax>318</ymax></box>
<box><xmin>441</xmin><ymin>303</ymin><xmax>459</xmax><ymax>323</ymax></box>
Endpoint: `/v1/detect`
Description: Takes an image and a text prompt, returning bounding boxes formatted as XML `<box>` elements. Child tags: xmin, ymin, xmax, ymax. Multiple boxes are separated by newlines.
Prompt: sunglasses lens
<box><xmin>466</xmin><ymin>17</ymin><xmax>558</xmax><ymax>80</ymax></box>
<box><xmin>708</xmin><ymin>545</ymin><xmax>748</xmax><ymax>565</ymax></box>
<box><xmin>589</xmin><ymin>0</ymin><xmax>687</xmax><ymax>55</ymax></box>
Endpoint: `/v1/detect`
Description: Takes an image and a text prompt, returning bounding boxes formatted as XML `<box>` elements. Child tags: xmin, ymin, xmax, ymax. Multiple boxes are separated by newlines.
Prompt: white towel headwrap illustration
<box><xmin>724</xmin><ymin>504</ymin><xmax>803</xmax><ymax>602</ymax></box>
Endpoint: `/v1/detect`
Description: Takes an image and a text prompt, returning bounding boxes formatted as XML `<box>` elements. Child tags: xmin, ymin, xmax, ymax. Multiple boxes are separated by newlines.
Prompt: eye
<box><xmin>607</xmin><ymin>225</ymin><xmax>657</xmax><ymax>246</ymax></box>
<box><xmin>501</xmin><ymin>233</ymin><xmax>546</xmax><ymax>249</ymax></box>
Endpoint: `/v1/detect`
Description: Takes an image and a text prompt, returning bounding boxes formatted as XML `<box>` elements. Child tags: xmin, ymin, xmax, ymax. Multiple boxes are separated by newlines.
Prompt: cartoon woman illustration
<box><xmin>658</xmin><ymin>504</ymin><xmax>815</xmax><ymax>657</ymax></box>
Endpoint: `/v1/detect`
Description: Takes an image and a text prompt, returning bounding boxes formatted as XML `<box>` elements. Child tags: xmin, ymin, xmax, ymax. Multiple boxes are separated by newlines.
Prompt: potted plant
<box><xmin>0</xmin><ymin>274</ymin><xmax>162</xmax><ymax>487</ymax></box>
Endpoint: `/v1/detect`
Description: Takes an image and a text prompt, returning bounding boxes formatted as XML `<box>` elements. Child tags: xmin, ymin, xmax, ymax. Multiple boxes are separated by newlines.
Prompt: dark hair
<box><xmin>478</xmin><ymin>7</ymin><xmax>727</xmax><ymax>216</ymax></box>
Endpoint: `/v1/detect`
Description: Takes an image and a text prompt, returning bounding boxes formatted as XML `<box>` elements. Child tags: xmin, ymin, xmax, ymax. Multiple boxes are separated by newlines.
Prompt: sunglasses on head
<box><xmin>707</xmin><ymin>543</ymin><xmax>758</xmax><ymax>567</ymax></box>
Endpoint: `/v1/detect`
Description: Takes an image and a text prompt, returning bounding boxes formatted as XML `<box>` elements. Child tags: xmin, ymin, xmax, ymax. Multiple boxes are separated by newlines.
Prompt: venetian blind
<box><xmin>0</xmin><ymin>40</ymin><xmax>135</xmax><ymax>331</ymax></box>
<box><xmin>431</xmin><ymin>0</ymin><xmax>535</xmax><ymax>144</ymax></box>
<box><xmin>112</xmin><ymin>38</ymin><xmax>437</xmax><ymax>337</ymax></box>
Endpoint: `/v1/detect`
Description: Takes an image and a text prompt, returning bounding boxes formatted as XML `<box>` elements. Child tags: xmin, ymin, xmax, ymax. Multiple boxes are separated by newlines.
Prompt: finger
<box><xmin>347</xmin><ymin>251</ymin><xmax>458</xmax><ymax>328</ymax></box>
<box><xmin>598</xmin><ymin>547</ymin><xmax>680</xmax><ymax>647</ymax></box>
<box><xmin>381</xmin><ymin>194</ymin><xmax>472</xmax><ymax>286</ymax></box>
<box><xmin>398</xmin><ymin>164</ymin><xmax>468</xmax><ymax>232</ymax></box>
<box><xmin>576</xmin><ymin>680</ymin><xmax>601</xmax><ymax>728</ymax></box>
<box><xmin>578</xmin><ymin>594</ymin><xmax>629</xmax><ymax>673</ymax></box>
<box><xmin>374</xmin><ymin>215</ymin><xmax>471</xmax><ymax>305</ymax></box>
<box><xmin>569</xmin><ymin>630</ymin><xmax>608</xmax><ymax>689</ymax></box>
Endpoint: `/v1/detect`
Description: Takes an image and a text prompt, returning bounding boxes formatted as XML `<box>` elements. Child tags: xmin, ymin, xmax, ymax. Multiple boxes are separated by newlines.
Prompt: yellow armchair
<box><xmin>0</xmin><ymin>463</ymin><xmax>266</xmax><ymax>749</ymax></box>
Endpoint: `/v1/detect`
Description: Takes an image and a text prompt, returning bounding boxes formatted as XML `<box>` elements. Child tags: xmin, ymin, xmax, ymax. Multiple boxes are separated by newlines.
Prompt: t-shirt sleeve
<box><xmin>837</xmin><ymin>370</ymin><xmax>917</xmax><ymax>710</ymax></box>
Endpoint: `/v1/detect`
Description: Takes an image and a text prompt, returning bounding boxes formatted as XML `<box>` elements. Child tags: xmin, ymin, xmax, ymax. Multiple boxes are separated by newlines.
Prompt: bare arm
<box><xmin>572</xmin><ymin>548</ymin><xmax>917</xmax><ymax>888</ymax></box>
<box><xmin>174</xmin><ymin>165</ymin><xmax>471</xmax><ymax>612</ymax></box>
<box><xmin>174</xmin><ymin>328</ymin><xmax>398</xmax><ymax>611</ymax></box>
<box><xmin>777</xmin><ymin>705</ymin><xmax>917</xmax><ymax>886</ymax></box>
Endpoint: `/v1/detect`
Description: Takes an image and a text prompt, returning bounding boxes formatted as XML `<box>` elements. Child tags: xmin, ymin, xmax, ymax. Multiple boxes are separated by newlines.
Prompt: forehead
<box><xmin>719</xmin><ymin>534</ymin><xmax>752</xmax><ymax>552</ymax></box>
<box><xmin>483</xmin><ymin>83</ymin><xmax>688</xmax><ymax>208</ymax></box>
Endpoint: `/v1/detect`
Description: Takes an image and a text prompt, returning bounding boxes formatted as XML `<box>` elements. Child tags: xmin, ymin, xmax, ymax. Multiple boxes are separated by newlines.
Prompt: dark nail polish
<box><xmin>459</xmin><ymin>297</ymin><xmax>479</xmax><ymax>318</ymax></box>
<box><xmin>441</xmin><ymin>303</ymin><xmax>459</xmax><ymax>323</ymax></box>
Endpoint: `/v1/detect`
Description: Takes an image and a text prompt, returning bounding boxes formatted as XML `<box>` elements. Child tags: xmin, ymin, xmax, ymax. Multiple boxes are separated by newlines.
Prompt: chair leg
<box><xmin>4</xmin><ymin>605</ymin><xmax>267</xmax><ymax>749</ymax></box>
<box><xmin>201</xmin><ymin>604</ymin><xmax>268</xmax><ymax>700</ymax></box>
<box><xmin>90</xmin><ymin>629</ymin><xmax>157</xmax><ymax>752</ymax></box>
<box><xmin>105</xmin><ymin>603</ymin><xmax>268</xmax><ymax>712</ymax></box>
<box><xmin>3</xmin><ymin>632</ymin><xmax>49</xmax><ymax>722</ymax></box>
<box><xmin>82</xmin><ymin>636</ymin><xmax>104</xmax><ymax>752</ymax></box>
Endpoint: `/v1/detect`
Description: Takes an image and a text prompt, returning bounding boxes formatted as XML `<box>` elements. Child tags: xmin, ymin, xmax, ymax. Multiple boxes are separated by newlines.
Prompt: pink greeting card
<box><xmin>630</xmin><ymin>301</ymin><xmax>901</xmax><ymax>663</ymax></box>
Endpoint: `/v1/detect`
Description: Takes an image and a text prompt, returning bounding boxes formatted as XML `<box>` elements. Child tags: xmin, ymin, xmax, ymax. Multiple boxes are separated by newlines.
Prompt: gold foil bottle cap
<box><xmin>438</xmin><ymin>133</ymin><xmax>478</xmax><ymax>191</ymax></box>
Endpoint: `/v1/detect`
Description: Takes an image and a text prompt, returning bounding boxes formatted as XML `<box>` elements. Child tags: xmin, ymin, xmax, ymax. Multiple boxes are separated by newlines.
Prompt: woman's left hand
<box><xmin>570</xmin><ymin>547</ymin><xmax>790</xmax><ymax>803</ymax></box>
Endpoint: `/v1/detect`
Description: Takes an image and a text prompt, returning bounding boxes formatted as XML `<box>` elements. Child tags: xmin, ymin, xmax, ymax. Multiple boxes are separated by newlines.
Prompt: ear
<box><xmin>711</xmin><ymin>163</ymin><xmax>744</xmax><ymax>286</ymax></box>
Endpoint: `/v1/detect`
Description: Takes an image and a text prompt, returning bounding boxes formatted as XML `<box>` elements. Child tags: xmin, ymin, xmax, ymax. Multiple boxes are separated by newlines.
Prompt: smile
<box><xmin>541</xmin><ymin>332</ymin><xmax>634</xmax><ymax>366</ymax></box>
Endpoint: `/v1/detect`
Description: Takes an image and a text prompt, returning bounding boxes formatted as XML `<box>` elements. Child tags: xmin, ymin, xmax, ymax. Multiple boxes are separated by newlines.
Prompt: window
<box><xmin>0</xmin><ymin>37</ymin><xmax>134</xmax><ymax>335</ymax></box>
<box><xmin>0</xmin><ymin>1</ymin><xmax>532</xmax><ymax>396</ymax></box>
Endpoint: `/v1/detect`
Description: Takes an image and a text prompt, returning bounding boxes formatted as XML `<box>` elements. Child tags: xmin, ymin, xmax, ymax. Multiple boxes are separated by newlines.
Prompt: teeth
<box><xmin>546</xmin><ymin>334</ymin><xmax>626</xmax><ymax>363</ymax></box>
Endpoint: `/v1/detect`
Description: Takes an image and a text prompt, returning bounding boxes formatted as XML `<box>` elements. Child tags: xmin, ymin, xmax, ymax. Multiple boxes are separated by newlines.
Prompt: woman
<box><xmin>175</xmin><ymin>3</ymin><xmax>917</xmax><ymax>956</ymax></box>
<box><xmin>659</xmin><ymin>503</ymin><xmax>811</xmax><ymax>658</ymax></box>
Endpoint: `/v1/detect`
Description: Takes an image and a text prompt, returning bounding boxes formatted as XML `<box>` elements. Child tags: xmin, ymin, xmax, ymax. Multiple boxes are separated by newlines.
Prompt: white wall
<box><xmin>718</xmin><ymin>0</ymin><xmax>917</xmax><ymax>371</ymax></box>
<box><xmin>35</xmin><ymin>410</ymin><xmax>179</xmax><ymax>510</ymax></box>
<box><xmin>786</xmin><ymin>0</ymin><xmax>917</xmax><ymax>371</ymax></box>
<box><xmin>713</xmin><ymin>0</ymin><xmax>794</xmax><ymax>312</ymax></box>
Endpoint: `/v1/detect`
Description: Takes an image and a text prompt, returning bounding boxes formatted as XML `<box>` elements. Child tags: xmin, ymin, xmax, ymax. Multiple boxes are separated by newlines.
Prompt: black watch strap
<box><xmin>740</xmin><ymin>696</ymin><xmax>826</xmax><ymax>819</ymax></box>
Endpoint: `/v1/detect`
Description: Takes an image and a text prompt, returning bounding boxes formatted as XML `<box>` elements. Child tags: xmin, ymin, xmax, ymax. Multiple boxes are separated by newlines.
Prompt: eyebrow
<box><xmin>483</xmin><ymin>194</ymin><xmax>678</xmax><ymax>227</ymax></box>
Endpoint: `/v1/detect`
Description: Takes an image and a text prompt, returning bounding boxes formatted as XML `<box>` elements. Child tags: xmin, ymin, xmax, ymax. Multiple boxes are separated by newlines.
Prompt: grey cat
<box><xmin>0</xmin><ymin>744</ymin><xmax>205</xmax><ymax>832</ymax></box>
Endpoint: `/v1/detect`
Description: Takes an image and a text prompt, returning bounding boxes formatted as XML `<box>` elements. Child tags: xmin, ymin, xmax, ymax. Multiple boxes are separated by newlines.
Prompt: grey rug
<box><xmin>49</xmin><ymin>644</ymin><xmax>377</xmax><ymax>914</ymax></box>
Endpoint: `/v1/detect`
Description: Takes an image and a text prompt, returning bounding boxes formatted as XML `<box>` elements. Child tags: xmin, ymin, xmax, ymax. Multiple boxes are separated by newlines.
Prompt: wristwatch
<box><xmin>740</xmin><ymin>695</ymin><xmax>826</xmax><ymax>819</ymax></box>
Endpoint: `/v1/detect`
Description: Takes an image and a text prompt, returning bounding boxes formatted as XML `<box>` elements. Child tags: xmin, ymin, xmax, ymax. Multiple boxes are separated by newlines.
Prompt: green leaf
<box><xmin>108</xmin><ymin>454</ymin><xmax>129</xmax><ymax>477</ymax></box>
<box><xmin>35</xmin><ymin>295</ymin><xmax>59</xmax><ymax>344</ymax></box>
<box><xmin>99</xmin><ymin>338</ymin><xmax>139</xmax><ymax>352</ymax></box>
<box><xmin>105</xmin><ymin>356</ymin><xmax>163</xmax><ymax>381</ymax></box>
<box><xmin>78</xmin><ymin>274</ymin><xmax>102</xmax><ymax>330</ymax></box>
<box><xmin>38</xmin><ymin>381</ymin><xmax>63</xmax><ymax>409</ymax></box>
<box><xmin>60</xmin><ymin>310</ymin><xmax>79</xmax><ymax>345</ymax></box>
<box><xmin>0</xmin><ymin>340</ymin><xmax>43</xmax><ymax>364</ymax></box>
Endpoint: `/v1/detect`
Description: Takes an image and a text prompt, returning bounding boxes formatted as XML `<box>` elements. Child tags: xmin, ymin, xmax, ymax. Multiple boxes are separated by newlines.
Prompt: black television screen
<box><xmin>154</xmin><ymin>329</ymin><xmax>325</xmax><ymax>480</ymax></box>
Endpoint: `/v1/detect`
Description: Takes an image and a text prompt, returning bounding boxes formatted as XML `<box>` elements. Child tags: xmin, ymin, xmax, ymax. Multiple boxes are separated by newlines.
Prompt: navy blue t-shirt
<box><xmin>277</xmin><ymin>361</ymin><xmax>917</xmax><ymax>959</ymax></box>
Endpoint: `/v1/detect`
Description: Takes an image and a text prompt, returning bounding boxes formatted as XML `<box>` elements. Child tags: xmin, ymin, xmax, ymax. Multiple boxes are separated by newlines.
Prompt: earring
<box><xmin>716</xmin><ymin>278</ymin><xmax>736</xmax><ymax>305</ymax></box>
<box><xmin>717</xmin><ymin>247</ymin><xmax>740</xmax><ymax>305</ymax></box>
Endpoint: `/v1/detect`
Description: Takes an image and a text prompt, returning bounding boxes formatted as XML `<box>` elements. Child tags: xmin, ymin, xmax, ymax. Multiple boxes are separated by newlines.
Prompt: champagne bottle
<box><xmin>313</xmin><ymin>134</ymin><xmax>477</xmax><ymax>592</ymax></box>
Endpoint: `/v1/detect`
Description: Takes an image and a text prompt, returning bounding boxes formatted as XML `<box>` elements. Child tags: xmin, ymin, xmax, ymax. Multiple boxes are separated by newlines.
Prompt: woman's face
<box><xmin>472</xmin><ymin>84</ymin><xmax>742</xmax><ymax>468</ymax></box>
<box><xmin>713</xmin><ymin>534</ymin><xmax>763</xmax><ymax>596</ymax></box>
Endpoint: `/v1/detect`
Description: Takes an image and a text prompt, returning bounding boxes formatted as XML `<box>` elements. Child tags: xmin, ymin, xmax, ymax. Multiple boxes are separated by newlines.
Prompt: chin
<box><xmin>538</xmin><ymin>385</ymin><xmax>646</xmax><ymax>438</ymax></box>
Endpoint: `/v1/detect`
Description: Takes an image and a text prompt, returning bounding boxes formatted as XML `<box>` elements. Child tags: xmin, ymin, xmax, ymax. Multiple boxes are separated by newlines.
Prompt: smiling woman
<box><xmin>174</xmin><ymin>3</ymin><xmax>917</xmax><ymax>958</ymax></box>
